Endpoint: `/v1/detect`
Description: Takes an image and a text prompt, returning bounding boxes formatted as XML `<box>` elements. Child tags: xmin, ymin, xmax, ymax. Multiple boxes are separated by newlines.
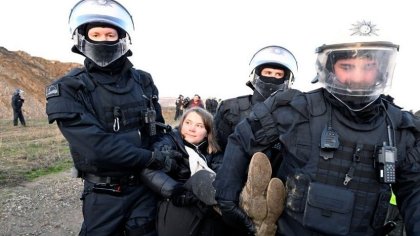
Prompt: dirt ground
<box><xmin>0</xmin><ymin>169</ymin><xmax>83</xmax><ymax>236</ymax></box>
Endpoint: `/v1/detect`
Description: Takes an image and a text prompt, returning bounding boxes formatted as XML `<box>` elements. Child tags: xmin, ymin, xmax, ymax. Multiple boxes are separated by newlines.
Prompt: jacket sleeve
<box><xmin>213</xmin><ymin>100</ymin><xmax>233</xmax><ymax>150</ymax></box>
<box><xmin>214</xmin><ymin>89</ymin><xmax>302</xmax><ymax>202</ymax></box>
<box><xmin>393</xmin><ymin>112</ymin><xmax>420</xmax><ymax>234</ymax></box>
<box><xmin>213</xmin><ymin>116</ymin><xmax>267</xmax><ymax>202</ymax></box>
<box><xmin>46</xmin><ymin>77</ymin><xmax>153</xmax><ymax>172</ymax></box>
<box><xmin>140</xmin><ymin>168</ymin><xmax>182</xmax><ymax>198</ymax></box>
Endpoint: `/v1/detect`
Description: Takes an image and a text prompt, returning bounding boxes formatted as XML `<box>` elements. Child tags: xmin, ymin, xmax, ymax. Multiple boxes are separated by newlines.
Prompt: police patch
<box><xmin>45</xmin><ymin>84</ymin><xmax>60</xmax><ymax>98</ymax></box>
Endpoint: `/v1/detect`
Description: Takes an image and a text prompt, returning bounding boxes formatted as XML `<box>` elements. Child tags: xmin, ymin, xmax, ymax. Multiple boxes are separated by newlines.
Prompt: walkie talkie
<box><xmin>320</xmin><ymin>124</ymin><xmax>340</xmax><ymax>160</ymax></box>
<box><xmin>376</xmin><ymin>142</ymin><xmax>396</xmax><ymax>183</ymax></box>
<box><xmin>143</xmin><ymin>95</ymin><xmax>157</xmax><ymax>136</ymax></box>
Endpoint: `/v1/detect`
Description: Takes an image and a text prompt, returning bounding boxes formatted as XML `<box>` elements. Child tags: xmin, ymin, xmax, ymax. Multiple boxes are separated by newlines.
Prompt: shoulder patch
<box><xmin>45</xmin><ymin>84</ymin><xmax>60</xmax><ymax>99</ymax></box>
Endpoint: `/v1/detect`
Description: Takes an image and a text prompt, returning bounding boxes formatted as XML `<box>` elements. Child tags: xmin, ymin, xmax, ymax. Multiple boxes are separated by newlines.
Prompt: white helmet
<box><xmin>68</xmin><ymin>0</ymin><xmax>135</xmax><ymax>67</ymax></box>
<box><xmin>249</xmin><ymin>45</ymin><xmax>298</xmax><ymax>98</ymax></box>
<box><xmin>314</xmin><ymin>20</ymin><xmax>399</xmax><ymax>111</ymax></box>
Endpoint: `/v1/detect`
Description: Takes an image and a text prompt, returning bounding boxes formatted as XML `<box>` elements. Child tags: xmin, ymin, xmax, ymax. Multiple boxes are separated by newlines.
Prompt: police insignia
<box><xmin>45</xmin><ymin>84</ymin><xmax>60</xmax><ymax>98</ymax></box>
<box><xmin>350</xmin><ymin>20</ymin><xmax>379</xmax><ymax>36</ymax></box>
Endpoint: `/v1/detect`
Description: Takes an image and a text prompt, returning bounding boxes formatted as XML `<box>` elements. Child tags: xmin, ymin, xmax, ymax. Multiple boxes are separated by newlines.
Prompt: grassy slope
<box><xmin>0</xmin><ymin>107</ymin><xmax>176</xmax><ymax>188</ymax></box>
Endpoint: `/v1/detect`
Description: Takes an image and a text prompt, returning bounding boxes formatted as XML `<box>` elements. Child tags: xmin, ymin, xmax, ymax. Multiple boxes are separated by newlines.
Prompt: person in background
<box><xmin>45</xmin><ymin>1</ymin><xmax>180</xmax><ymax>235</ymax></box>
<box><xmin>214</xmin><ymin>21</ymin><xmax>420</xmax><ymax>236</ymax></box>
<box><xmin>187</xmin><ymin>94</ymin><xmax>205</xmax><ymax>109</ymax></box>
<box><xmin>11</xmin><ymin>88</ymin><xmax>26</xmax><ymax>127</ymax></box>
<box><xmin>205</xmin><ymin>97</ymin><xmax>218</xmax><ymax>116</ymax></box>
<box><xmin>174</xmin><ymin>94</ymin><xmax>185</xmax><ymax>121</ymax></box>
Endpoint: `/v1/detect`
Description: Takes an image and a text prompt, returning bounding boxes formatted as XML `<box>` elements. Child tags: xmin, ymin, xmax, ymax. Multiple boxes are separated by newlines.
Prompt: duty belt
<box><xmin>83</xmin><ymin>173</ymin><xmax>141</xmax><ymax>186</ymax></box>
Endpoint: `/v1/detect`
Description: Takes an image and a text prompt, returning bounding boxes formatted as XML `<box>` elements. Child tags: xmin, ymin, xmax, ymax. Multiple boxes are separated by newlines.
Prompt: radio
<box><xmin>375</xmin><ymin>144</ymin><xmax>396</xmax><ymax>184</ymax></box>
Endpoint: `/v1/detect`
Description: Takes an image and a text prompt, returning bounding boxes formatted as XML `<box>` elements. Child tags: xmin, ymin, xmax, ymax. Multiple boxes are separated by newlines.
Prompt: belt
<box><xmin>83</xmin><ymin>173</ymin><xmax>140</xmax><ymax>185</ymax></box>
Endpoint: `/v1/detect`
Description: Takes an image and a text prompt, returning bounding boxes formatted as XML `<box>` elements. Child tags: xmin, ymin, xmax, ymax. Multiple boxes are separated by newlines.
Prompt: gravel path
<box><xmin>0</xmin><ymin>169</ymin><xmax>83</xmax><ymax>236</ymax></box>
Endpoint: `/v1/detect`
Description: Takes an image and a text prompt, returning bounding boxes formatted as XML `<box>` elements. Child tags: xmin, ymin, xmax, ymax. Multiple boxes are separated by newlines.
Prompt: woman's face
<box><xmin>181</xmin><ymin>112</ymin><xmax>207</xmax><ymax>145</ymax></box>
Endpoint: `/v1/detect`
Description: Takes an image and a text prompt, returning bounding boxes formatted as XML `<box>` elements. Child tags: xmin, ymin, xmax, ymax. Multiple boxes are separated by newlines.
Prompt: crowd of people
<box><xmin>42</xmin><ymin>0</ymin><xmax>420</xmax><ymax>236</ymax></box>
<box><xmin>174</xmin><ymin>94</ymin><xmax>219</xmax><ymax>121</ymax></box>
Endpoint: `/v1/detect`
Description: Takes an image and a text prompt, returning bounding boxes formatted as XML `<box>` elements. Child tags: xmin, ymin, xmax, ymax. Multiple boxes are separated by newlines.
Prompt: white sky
<box><xmin>1</xmin><ymin>0</ymin><xmax>419</xmax><ymax>111</ymax></box>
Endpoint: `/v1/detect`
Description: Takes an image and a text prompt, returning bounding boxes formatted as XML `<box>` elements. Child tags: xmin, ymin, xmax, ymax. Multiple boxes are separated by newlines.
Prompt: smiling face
<box><xmin>180</xmin><ymin>111</ymin><xmax>208</xmax><ymax>145</ymax></box>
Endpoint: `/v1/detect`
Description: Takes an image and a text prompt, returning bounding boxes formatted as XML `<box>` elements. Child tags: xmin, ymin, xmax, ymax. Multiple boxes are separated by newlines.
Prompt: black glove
<box><xmin>171</xmin><ymin>187</ymin><xmax>199</xmax><ymax>207</ymax></box>
<box><xmin>147</xmin><ymin>150</ymin><xmax>182</xmax><ymax>172</ymax></box>
<box><xmin>218</xmin><ymin>200</ymin><xmax>256</xmax><ymax>236</ymax></box>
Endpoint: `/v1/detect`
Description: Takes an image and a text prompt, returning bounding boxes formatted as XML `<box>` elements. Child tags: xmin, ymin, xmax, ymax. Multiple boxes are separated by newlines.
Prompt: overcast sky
<box><xmin>1</xmin><ymin>0</ymin><xmax>419</xmax><ymax>111</ymax></box>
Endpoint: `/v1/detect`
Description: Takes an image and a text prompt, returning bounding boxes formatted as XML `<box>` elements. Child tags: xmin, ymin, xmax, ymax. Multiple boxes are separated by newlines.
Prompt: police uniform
<box><xmin>214</xmin><ymin>88</ymin><xmax>420</xmax><ymax>235</ymax></box>
<box><xmin>214</xmin><ymin>45</ymin><xmax>298</xmax><ymax>153</ymax></box>
<box><xmin>46</xmin><ymin>57</ymin><xmax>163</xmax><ymax>236</ymax></box>
<box><xmin>214</xmin><ymin>92</ymin><xmax>259</xmax><ymax>150</ymax></box>
<box><xmin>11</xmin><ymin>89</ymin><xmax>26</xmax><ymax>126</ymax></box>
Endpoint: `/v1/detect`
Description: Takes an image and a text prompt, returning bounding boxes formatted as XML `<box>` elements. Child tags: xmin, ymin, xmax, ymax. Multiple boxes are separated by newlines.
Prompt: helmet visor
<box><xmin>75</xmin><ymin>32</ymin><xmax>129</xmax><ymax>67</ymax></box>
<box><xmin>317</xmin><ymin>43</ymin><xmax>398</xmax><ymax>99</ymax></box>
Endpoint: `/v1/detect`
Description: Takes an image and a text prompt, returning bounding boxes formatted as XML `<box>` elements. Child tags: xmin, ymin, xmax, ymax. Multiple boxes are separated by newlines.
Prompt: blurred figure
<box><xmin>11</xmin><ymin>88</ymin><xmax>26</xmax><ymax>126</ymax></box>
<box><xmin>174</xmin><ymin>94</ymin><xmax>185</xmax><ymax>121</ymax></box>
<box><xmin>205</xmin><ymin>97</ymin><xmax>218</xmax><ymax>116</ymax></box>
<box><xmin>186</xmin><ymin>94</ymin><xmax>205</xmax><ymax>109</ymax></box>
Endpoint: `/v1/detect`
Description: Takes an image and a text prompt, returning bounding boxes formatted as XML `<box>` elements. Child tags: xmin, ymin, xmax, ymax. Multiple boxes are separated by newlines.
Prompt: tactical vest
<box><xmin>271</xmin><ymin>89</ymin><xmax>402</xmax><ymax>235</ymax></box>
<box><xmin>68</xmin><ymin>68</ymin><xmax>157</xmax><ymax>134</ymax></box>
<box><xmin>49</xmin><ymin>68</ymin><xmax>159</xmax><ymax>174</ymax></box>
<box><xmin>222</xmin><ymin>95</ymin><xmax>252</xmax><ymax>128</ymax></box>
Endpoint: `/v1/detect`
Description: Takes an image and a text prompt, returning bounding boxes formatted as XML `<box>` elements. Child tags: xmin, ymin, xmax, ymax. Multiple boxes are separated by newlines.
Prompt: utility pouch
<box><xmin>303</xmin><ymin>182</ymin><xmax>355</xmax><ymax>235</ymax></box>
<box><xmin>285</xmin><ymin>173</ymin><xmax>311</xmax><ymax>213</ymax></box>
<box><xmin>371</xmin><ymin>190</ymin><xmax>392</xmax><ymax>230</ymax></box>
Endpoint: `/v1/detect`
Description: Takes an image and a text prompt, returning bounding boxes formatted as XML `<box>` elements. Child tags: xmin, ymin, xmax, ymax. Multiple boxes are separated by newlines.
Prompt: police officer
<box><xmin>11</xmin><ymin>88</ymin><xmax>26</xmax><ymax>126</ymax></box>
<box><xmin>45</xmin><ymin>1</ymin><xmax>180</xmax><ymax>235</ymax></box>
<box><xmin>214</xmin><ymin>21</ymin><xmax>420</xmax><ymax>235</ymax></box>
<box><xmin>205</xmin><ymin>97</ymin><xmax>218</xmax><ymax>116</ymax></box>
<box><xmin>214</xmin><ymin>45</ymin><xmax>298</xmax><ymax>150</ymax></box>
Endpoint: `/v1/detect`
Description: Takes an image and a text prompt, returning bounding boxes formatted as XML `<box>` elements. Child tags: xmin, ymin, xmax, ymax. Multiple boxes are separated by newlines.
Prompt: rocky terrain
<box><xmin>0</xmin><ymin>46</ymin><xmax>81</xmax><ymax>120</ymax></box>
<box><xmin>0</xmin><ymin>170</ymin><xmax>83</xmax><ymax>236</ymax></box>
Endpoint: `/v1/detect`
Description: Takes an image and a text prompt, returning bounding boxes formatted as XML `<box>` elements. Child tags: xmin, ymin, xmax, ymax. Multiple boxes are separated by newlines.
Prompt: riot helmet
<box><xmin>249</xmin><ymin>45</ymin><xmax>298</xmax><ymax>98</ymax></box>
<box><xmin>14</xmin><ymin>88</ymin><xmax>23</xmax><ymax>96</ymax></box>
<box><xmin>68</xmin><ymin>0</ymin><xmax>135</xmax><ymax>67</ymax></box>
<box><xmin>314</xmin><ymin>20</ymin><xmax>399</xmax><ymax>111</ymax></box>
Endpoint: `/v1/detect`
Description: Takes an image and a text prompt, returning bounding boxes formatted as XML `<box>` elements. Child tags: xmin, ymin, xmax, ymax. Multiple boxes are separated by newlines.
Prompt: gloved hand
<box><xmin>171</xmin><ymin>187</ymin><xmax>199</xmax><ymax>207</ymax></box>
<box><xmin>147</xmin><ymin>149</ymin><xmax>183</xmax><ymax>172</ymax></box>
<box><xmin>218</xmin><ymin>200</ymin><xmax>256</xmax><ymax>236</ymax></box>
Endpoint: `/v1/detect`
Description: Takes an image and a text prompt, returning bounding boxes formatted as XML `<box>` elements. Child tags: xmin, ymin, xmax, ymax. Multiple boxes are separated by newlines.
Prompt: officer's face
<box><xmin>181</xmin><ymin>112</ymin><xmax>208</xmax><ymax>145</ymax></box>
<box><xmin>333</xmin><ymin>57</ymin><xmax>379</xmax><ymax>89</ymax></box>
<box><xmin>261</xmin><ymin>68</ymin><xmax>285</xmax><ymax>79</ymax></box>
<box><xmin>87</xmin><ymin>27</ymin><xmax>119</xmax><ymax>42</ymax></box>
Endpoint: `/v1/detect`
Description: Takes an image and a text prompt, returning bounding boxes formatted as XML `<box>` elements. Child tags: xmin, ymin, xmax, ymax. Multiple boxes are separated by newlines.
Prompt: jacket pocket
<box><xmin>303</xmin><ymin>182</ymin><xmax>355</xmax><ymax>235</ymax></box>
